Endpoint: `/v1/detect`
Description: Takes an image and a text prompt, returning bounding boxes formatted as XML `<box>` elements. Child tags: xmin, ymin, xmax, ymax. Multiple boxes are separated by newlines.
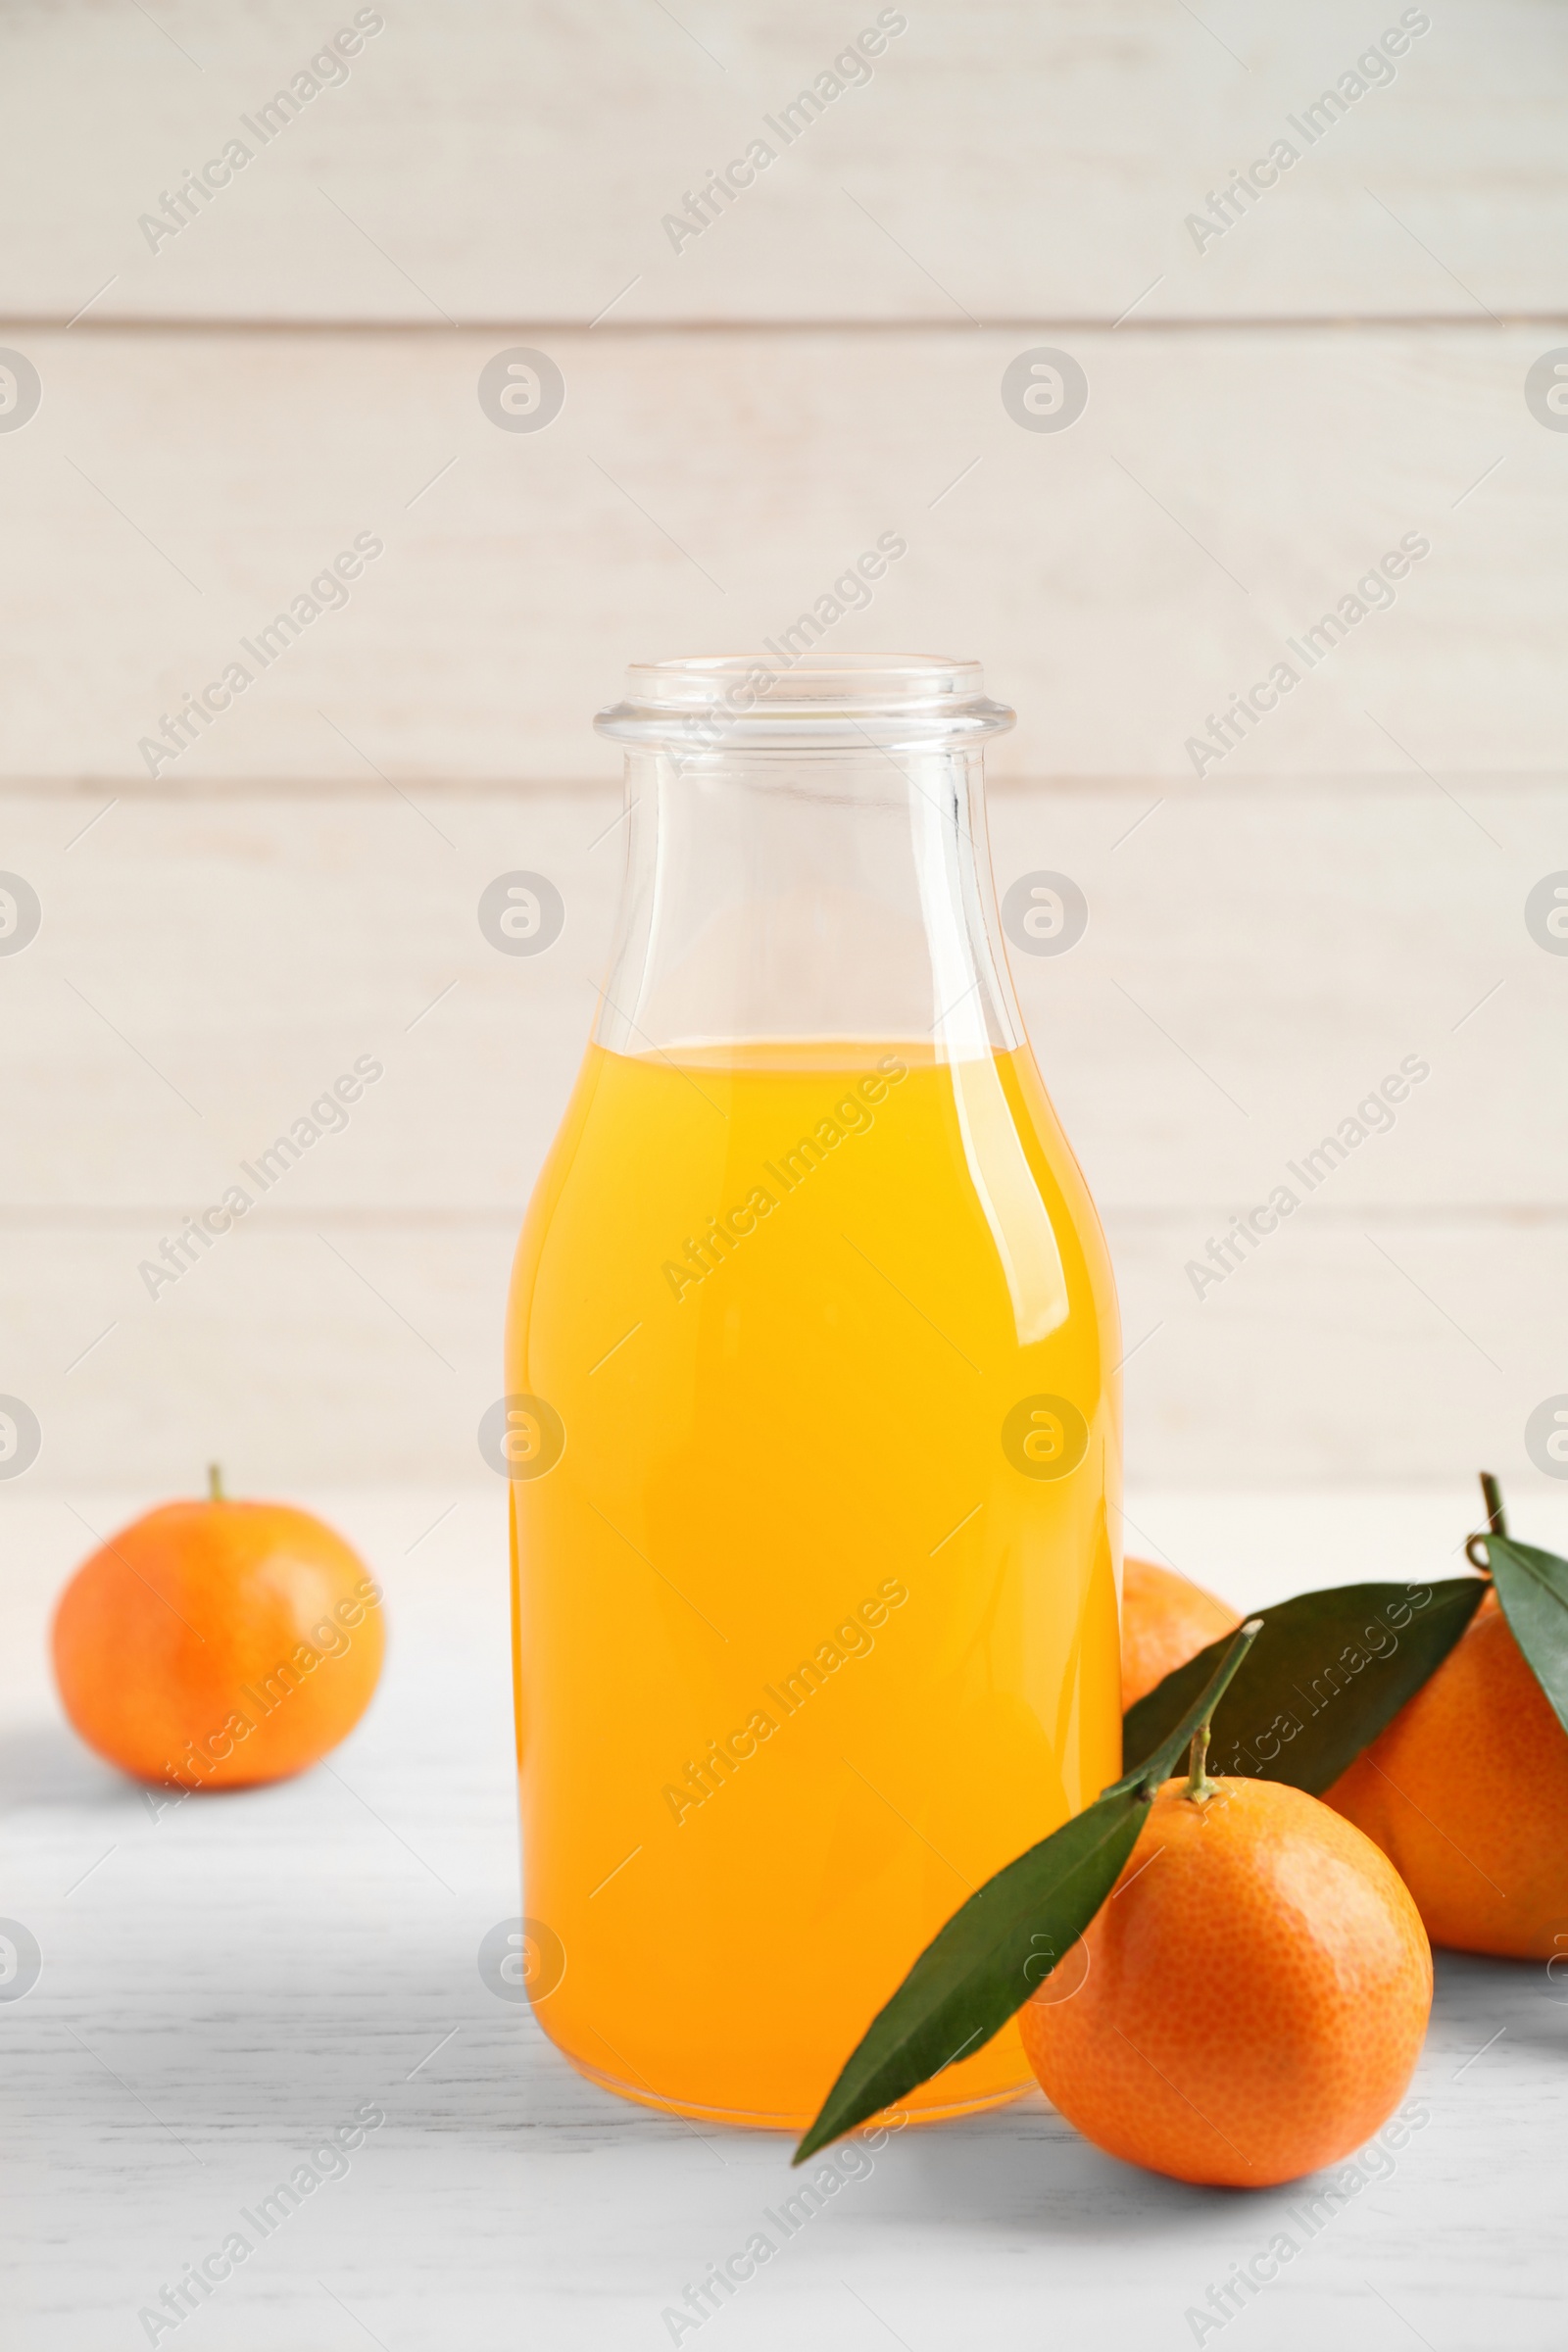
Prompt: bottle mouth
<box><xmin>595</xmin><ymin>653</ymin><xmax>1015</xmax><ymax>752</ymax></box>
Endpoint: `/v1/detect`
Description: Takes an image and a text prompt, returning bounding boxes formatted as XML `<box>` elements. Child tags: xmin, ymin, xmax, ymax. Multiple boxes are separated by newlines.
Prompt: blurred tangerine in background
<box><xmin>52</xmin><ymin>1468</ymin><xmax>384</xmax><ymax>1789</ymax></box>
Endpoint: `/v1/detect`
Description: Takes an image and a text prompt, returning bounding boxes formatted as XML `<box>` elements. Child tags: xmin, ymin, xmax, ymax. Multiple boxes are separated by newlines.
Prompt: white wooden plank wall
<box><xmin>0</xmin><ymin>323</ymin><xmax>1563</xmax><ymax>781</ymax></box>
<box><xmin>3</xmin><ymin>0</ymin><xmax>1565</xmax><ymax>323</ymax></box>
<box><xmin>0</xmin><ymin>0</ymin><xmax>1563</xmax><ymax>1495</ymax></box>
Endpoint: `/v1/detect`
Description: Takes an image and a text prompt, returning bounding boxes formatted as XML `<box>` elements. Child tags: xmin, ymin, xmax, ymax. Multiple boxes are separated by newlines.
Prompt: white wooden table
<box><xmin>3</xmin><ymin>1487</ymin><xmax>1564</xmax><ymax>2351</ymax></box>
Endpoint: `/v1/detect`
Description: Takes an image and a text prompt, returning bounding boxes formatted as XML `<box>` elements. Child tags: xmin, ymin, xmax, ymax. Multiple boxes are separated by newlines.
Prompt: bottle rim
<box><xmin>595</xmin><ymin>652</ymin><xmax>1015</xmax><ymax>749</ymax></box>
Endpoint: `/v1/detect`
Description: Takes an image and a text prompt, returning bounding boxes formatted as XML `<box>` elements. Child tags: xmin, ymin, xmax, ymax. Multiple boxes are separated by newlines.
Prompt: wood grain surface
<box><xmin>0</xmin><ymin>322</ymin><xmax>1559</xmax><ymax>779</ymax></box>
<box><xmin>4</xmin><ymin>1</ymin><xmax>1565</xmax><ymax>324</ymax></box>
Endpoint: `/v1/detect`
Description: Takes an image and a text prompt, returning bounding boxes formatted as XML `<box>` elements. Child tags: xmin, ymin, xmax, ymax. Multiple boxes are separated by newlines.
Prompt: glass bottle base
<box><xmin>557</xmin><ymin>2043</ymin><xmax>1036</xmax><ymax>2134</ymax></box>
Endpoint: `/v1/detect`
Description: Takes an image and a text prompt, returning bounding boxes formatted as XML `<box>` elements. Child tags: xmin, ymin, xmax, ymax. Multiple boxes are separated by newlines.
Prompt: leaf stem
<box><xmin>207</xmin><ymin>1462</ymin><xmax>224</xmax><ymax>1503</ymax></box>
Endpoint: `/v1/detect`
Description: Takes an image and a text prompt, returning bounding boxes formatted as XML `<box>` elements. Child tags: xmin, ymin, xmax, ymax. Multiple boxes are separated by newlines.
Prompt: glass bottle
<box><xmin>505</xmin><ymin>654</ymin><xmax>1121</xmax><ymax>2129</ymax></box>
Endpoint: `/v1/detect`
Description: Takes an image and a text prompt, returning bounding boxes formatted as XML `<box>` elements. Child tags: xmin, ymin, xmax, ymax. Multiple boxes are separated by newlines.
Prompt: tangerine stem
<box><xmin>1186</xmin><ymin>1721</ymin><xmax>1217</xmax><ymax>1805</ymax></box>
<box><xmin>1466</xmin><ymin>1471</ymin><xmax>1507</xmax><ymax>1573</ymax></box>
<box><xmin>207</xmin><ymin>1462</ymin><xmax>223</xmax><ymax>1502</ymax></box>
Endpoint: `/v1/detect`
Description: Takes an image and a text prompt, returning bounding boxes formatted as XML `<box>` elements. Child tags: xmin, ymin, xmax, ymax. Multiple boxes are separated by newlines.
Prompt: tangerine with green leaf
<box><xmin>52</xmin><ymin>1467</ymin><xmax>385</xmax><ymax>1789</ymax></box>
<box><xmin>1019</xmin><ymin>1763</ymin><xmax>1432</xmax><ymax>2188</ymax></box>
<box><xmin>1325</xmin><ymin>1498</ymin><xmax>1568</xmax><ymax>1965</ymax></box>
<box><xmin>796</xmin><ymin>1619</ymin><xmax>1436</xmax><ymax>2184</ymax></box>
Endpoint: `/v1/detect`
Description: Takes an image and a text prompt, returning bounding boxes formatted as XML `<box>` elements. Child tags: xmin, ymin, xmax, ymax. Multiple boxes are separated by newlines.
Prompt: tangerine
<box><xmin>1019</xmin><ymin>1774</ymin><xmax>1431</xmax><ymax>2186</ymax></box>
<box><xmin>1326</xmin><ymin>1592</ymin><xmax>1568</xmax><ymax>1960</ymax></box>
<box><xmin>52</xmin><ymin>1470</ymin><xmax>384</xmax><ymax>1789</ymax></box>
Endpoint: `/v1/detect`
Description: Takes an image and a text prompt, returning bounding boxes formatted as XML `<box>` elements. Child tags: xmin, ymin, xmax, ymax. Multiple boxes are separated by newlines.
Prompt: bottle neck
<box><xmin>592</xmin><ymin>746</ymin><xmax>1023</xmax><ymax>1064</ymax></box>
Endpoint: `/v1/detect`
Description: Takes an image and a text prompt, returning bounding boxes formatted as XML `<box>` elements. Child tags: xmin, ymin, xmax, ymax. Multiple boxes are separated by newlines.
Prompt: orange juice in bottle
<box><xmin>506</xmin><ymin>656</ymin><xmax>1120</xmax><ymax>2128</ymax></box>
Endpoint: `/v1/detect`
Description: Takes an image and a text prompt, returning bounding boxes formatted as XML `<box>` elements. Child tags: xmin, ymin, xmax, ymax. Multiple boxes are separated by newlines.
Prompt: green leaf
<box><xmin>1123</xmin><ymin>1576</ymin><xmax>1486</xmax><ymax>1795</ymax></box>
<box><xmin>1486</xmin><ymin>1535</ymin><xmax>1568</xmax><ymax>1741</ymax></box>
<box><xmin>792</xmin><ymin>1786</ymin><xmax>1145</xmax><ymax>2167</ymax></box>
<box><xmin>793</xmin><ymin>1621</ymin><xmax>1260</xmax><ymax>2166</ymax></box>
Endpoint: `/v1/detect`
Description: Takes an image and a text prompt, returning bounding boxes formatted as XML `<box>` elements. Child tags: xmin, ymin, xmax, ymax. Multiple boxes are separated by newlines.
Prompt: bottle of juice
<box><xmin>505</xmin><ymin>655</ymin><xmax>1121</xmax><ymax>2129</ymax></box>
